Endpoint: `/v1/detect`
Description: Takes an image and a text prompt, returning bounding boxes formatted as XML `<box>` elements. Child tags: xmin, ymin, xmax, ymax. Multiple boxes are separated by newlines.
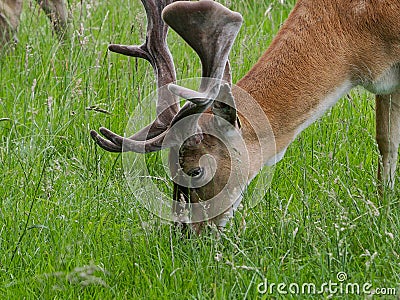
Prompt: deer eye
<box><xmin>187</xmin><ymin>167</ymin><xmax>204</xmax><ymax>178</ymax></box>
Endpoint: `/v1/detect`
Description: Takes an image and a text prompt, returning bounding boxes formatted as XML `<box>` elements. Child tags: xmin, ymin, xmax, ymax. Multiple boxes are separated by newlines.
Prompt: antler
<box><xmin>90</xmin><ymin>0</ymin><xmax>243</xmax><ymax>153</ymax></box>
<box><xmin>90</xmin><ymin>0</ymin><xmax>179</xmax><ymax>153</ymax></box>
<box><xmin>164</xmin><ymin>0</ymin><xmax>243</xmax><ymax>132</ymax></box>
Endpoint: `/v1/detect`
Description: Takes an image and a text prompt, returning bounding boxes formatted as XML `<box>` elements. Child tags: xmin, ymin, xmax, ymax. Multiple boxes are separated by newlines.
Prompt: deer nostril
<box><xmin>187</xmin><ymin>167</ymin><xmax>204</xmax><ymax>177</ymax></box>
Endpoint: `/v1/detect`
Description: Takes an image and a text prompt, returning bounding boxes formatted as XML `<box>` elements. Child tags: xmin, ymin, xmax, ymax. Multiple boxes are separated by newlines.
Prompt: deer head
<box><xmin>90</xmin><ymin>0</ymin><xmax>257</xmax><ymax>232</ymax></box>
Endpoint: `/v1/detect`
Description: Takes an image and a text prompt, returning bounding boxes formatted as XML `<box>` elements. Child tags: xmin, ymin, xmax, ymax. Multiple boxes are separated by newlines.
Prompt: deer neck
<box><xmin>236</xmin><ymin>49</ymin><xmax>353</xmax><ymax>167</ymax></box>
<box><xmin>233</xmin><ymin>0</ymin><xmax>400</xmax><ymax>179</ymax></box>
<box><xmin>235</xmin><ymin>3</ymin><xmax>356</xmax><ymax>177</ymax></box>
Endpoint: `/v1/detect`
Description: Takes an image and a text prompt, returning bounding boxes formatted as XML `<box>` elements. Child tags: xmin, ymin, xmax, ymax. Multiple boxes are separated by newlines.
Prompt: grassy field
<box><xmin>1</xmin><ymin>0</ymin><xmax>399</xmax><ymax>299</ymax></box>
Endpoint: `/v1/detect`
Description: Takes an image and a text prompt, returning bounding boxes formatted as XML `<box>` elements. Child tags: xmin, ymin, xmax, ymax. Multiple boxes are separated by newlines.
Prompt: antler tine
<box><xmin>91</xmin><ymin>0</ymin><xmax>181</xmax><ymax>153</ymax></box>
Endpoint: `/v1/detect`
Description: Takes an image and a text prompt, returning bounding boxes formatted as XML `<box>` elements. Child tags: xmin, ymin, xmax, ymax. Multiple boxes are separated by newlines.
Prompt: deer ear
<box><xmin>212</xmin><ymin>83</ymin><xmax>238</xmax><ymax>127</ymax></box>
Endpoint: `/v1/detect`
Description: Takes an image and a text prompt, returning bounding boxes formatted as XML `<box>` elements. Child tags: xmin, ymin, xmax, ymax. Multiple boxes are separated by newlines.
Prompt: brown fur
<box><xmin>237</xmin><ymin>0</ymin><xmax>400</xmax><ymax>154</ymax></box>
<box><xmin>178</xmin><ymin>0</ymin><xmax>400</xmax><ymax>229</ymax></box>
<box><xmin>0</xmin><ymin>0</ymin><xmax>67</xmax><ymax>49</ymax></box>
<box><xmin>0</xmin><ymin>0</ymin><xmax>23</xmax><ymax>45</ymax></box>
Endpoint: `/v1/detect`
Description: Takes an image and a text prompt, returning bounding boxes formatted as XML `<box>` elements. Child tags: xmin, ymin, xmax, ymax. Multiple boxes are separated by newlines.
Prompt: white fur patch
<box><xmin>363</xmin><ymin>64</ymin><xmax>400</xmax><ymax>95</ymax></box>
<box><xmin>293</xmin><ymin>80</ymin><xmax>353</xmax><ymax>139</ymax></box>
<box><xmin>263</xmin><ymin>80</ymin><xmax>353</xmax><ymax>167</ymax></box>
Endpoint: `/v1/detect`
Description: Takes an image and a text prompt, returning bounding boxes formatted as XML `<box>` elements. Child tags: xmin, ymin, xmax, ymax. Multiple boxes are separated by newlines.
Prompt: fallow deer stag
<box><xmin>91</xmin><ymin>0</ymin><xmax>400</xmax><ymax>232</ymax></box>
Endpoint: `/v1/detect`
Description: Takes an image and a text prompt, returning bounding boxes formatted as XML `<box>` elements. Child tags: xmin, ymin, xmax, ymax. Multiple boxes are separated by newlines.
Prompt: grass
<box><xmin>1</xmin><ymin>0</ymin><xmax>399</xmax><ymax>299</ymax></box>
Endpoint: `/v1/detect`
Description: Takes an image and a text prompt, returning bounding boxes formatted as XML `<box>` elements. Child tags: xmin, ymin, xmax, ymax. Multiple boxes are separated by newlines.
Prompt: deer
<box><xmin>91</xmin><ymin>0</ymin><xmax>400</xmax><ymax>233</ymax></box>
<box><xmin>0</xmin><ymin>0</ymin><xmax>68</xmax><ymax>48</ymax></box>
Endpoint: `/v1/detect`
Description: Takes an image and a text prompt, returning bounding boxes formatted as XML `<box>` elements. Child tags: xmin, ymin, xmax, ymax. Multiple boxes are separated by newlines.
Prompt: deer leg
<box><xmin>0</xmin><ymin>0</ymin><xmax>23</xmax><ymax>48</ymax></box>
<box><xmin>35</xmin><ymin>0</ymin><xmax>68</xmax><ymax>38</ymax></box>
<box><xmin>376</xmin><ymin>92</ymin><xmax>400</xmax><ymax>190</ymax></box>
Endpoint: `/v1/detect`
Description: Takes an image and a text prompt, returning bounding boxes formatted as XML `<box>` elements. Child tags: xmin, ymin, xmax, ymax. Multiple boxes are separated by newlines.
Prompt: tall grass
<box><xmin>0</xmin><ymin>0</ymin><xmax>399</xmax><ymax>299</ymax></box>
